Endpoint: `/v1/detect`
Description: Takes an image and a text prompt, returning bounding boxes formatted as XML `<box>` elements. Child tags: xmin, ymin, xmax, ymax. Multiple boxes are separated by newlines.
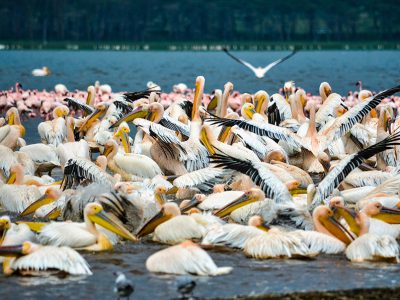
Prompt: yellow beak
<box><xmin>20</xmin><ymin>195</ymin><xmax>56</xmax><ymax>217</ymax></box>
<box><xmin>45</xmin><ymin>208</ymin><xmax>61</xmax><ymax>220</ymax></box>
<box><xmin>16</xmin><ymin>221</ymin><xmax>48</xmax><ymax>233</ymax></box>
<box><xmin>207</xmin><ymin>95</ymin><xmax>218</xmax><ymax>111</ymax></box>
<box><xmin>79</xmin><ymin>108</ymin><xmax>105</xmax><ymax>133</ymax></box>
<box><xmin>372</xmin><ymin>206</ymin><xmax>400</xmax><ymax>224</ymax></box>
<box><xmin>110</xmin><ymin>106</ymin><xmax>148</xmax><ymax>129</ymax></box>
<box><xmin>217</xmin><ymin>126</ymin><xmax>232</xmax><ymax>143</ymax></box>
<box><xmin>89</xmin><ymin>210</ymin><xmax>137</xmax><ymax>242</ymax></box>
<box><xmin>214</xmin><ymin>193</ymin><xmax>255</xmax><ymax>218</ymax></box>
<box><xmin>0</xmin><ymin>221</ymin><xmax>10</xmax><ymax>245</ymax></box>
<box><xmin>200</xmin><ymin>128</ymin><xmax>215</xmax><ymax>155</ymax></box>
<box><xmin>136</xmin><ymin>209</ymin><xmax>171</xmax><ymax>238</ymax></box>
<box><xmin>332</xmin><ymin>206</ymin><xmax>360</xmax><ymax>236</ymax></box>
<box><xmin>320</xmin><ymin>215</ymin><xmax>354</xmax><ymax>245</ymax></box>
<box><xmin>6</xmin><ymin>172</ymin><xmax>16</xmax><ymax>184</ymax></box>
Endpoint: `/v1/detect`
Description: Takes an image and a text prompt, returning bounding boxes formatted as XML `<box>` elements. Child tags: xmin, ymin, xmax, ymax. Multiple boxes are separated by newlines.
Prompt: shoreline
<box><xmin>1</xmin><ymin>41</ymin><xmax>400</xmax><ymax>51</ymax></box>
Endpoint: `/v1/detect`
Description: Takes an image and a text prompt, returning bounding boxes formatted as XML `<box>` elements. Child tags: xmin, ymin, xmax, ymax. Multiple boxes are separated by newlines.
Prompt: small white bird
<box><xmin>114</xmin><ymin>271</ymin><xmax>134</xmax><ymax>300</ymax></box>
<box><xmin>223</xmin><ymin>48</ymin><xmax>297</xmax><ymax>78</ymax></box>
<box><xmin>32</xmin><ymin>66</ymin><xmax>51</xmax><ymax>77</ymax></box>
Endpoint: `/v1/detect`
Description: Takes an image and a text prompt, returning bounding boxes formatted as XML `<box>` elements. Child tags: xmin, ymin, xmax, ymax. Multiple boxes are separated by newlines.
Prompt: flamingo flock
<box><xmin>0</xmin><ymin>76</ymin><xmax>400</xmax><ymax>282</ymax></box>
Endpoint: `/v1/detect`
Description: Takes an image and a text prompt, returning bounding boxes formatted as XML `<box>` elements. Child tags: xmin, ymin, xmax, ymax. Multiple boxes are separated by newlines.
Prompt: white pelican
<box><xmin>19</xmin><ymin>143</ymin><xmax>61</xmax><ymax>175</ymax></box>
<box><xmin>222</xmin><ymin>48</ymin><xmax>297</xmax><ymax>78</ymax></box>
<box><xmin>61</xmin><ymin>157</ymin><xmax>116</xmax><ymax>190</ymax></box>
<box><xmin>0</xmin><ymin>242</ymin><xmax>92</xmax><ymax>276</ymax></box>
<box><xmin>137</xmin><ymin>202</ymin><xmax>207</xmax><ymax>244</ymax></box>
<box><xmin>313</xmin><ymin>205</ymin><xmax>399</xmax><ymax>263</ymax></box>
<box><xmin>103</xmin><ymin>139</ymin><xmax>162</xmax><ymax>181</ymax></box>
<box><xmin>38</xmin><ymin>105</ymin><xmax>69</xmax><ymax>146</ymax></box>
<box><xmin>146</xmin><ymin>240</ymin><xmax>232</xmax><ymax>276</ymax></box>
<box><xmin>308</xmin><ymin>129</ymin><xmax>400</xmax><ymax>211</ymax></box>
<box><xmin>32</xmin><ymin>66</ymin><xmax>51</xmax><ymax>76</ymax></box>
<box><xmin>1</xmin><ymin>107</ymin><xmax>25</xmax><ymax>150</ymax></box>
<box><xmin>0</xmin><ymin>216</ymin><xmax>36</xmax><ymax>246</ymax></box>
<box><xmin>38</xmin><ymin>203</ymin><xmax>136</xmax><ymax>251</ymax></box>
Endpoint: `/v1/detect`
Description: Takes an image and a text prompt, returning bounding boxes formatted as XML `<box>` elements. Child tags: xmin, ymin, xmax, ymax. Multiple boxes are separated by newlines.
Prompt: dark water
<box><xmin>1</xmin><ymin>50</ymin><xmax>400</xmax><ymax>94</ymax></box>
<box><xmin>2</xmin><ymin>51</ymin><xmax>400</xmax><ymax>299</ymax></box>
<box><xmin>1</xmin><ymin>242</ymin><xmax>400</xmax><ymax>300</ymax></box>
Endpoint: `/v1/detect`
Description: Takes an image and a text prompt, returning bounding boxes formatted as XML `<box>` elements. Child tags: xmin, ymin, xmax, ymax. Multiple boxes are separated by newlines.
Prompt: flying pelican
<box><xmin>0</xmin><ymin>242</ymin><xmax>92</xmax><ymax>276</ymax></box>
<box><xmin>38</xmin><ymin>203</ymin><xmax>136</xmax><ymax>250</ymax></box>
<box><xmin>222</xmin><ymin>48</ymin><xmax>297</xmax><ymax>78</ymax></box>
<box><xmin>146</xmin><ymin>240</ymin><xmax>232</xmax><ymax>276</ymax></box>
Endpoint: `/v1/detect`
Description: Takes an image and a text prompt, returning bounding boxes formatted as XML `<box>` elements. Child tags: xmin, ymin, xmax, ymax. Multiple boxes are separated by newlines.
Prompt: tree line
<box><xmin>1</xmin><ymin>0</ymin><xmax>399</xmax><ymax>43</ymax></box>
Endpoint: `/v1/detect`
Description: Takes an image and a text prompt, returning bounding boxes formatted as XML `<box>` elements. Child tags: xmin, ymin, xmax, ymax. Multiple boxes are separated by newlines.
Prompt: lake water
<box><xmin>1</xmin><ymin>50</ymin><xmax>400</xmax><ymax>94</ymax></box>
<box><xmin>1</xmin><ymin>50</ymin><xmax>400</xmax><ymax>299</ymax></box>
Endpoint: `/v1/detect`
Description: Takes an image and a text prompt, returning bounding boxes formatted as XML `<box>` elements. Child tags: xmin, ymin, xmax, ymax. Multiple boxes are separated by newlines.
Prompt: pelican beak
<box><xmin>207</xmin><ymin>95</ymin><xmax>218</xmax><ymax>111</ymax></box>
<box><xmin>0</xmin><ymin>244</ymin><xmax>24</xmax><ymax>257</ymax></box>
<box><xmin>20</xmin><ymin>194</ymin><xmax>56</xmax><ymax>217</ymax></box>
<box><xmin>243</xmin><ymin>107</ymin><xmax>256</xmax><ymax>119</ymax></box>
<box><xmin>114</xmin><ymin>130</ymin><xmax>131</xmax><ymax>153</ymax></box>
<box><xmin>200</xmin><ymin>127</ymin><xmax>215</xmax><ymax>155</ymax></box>
<box><xmin>155</xmin><ymin>193</ymin><xmax>167</xmax><ymax>207</ymax></box>
<box><xmin>110</xmin><ymin>106</ymin><xmax>148</xmax><ymax>129</ymax></box>
<box><xmin>136</xmin><ymin>209</ymin><xmax>170</xmax><ymax>238</ymax></box>
<box><xmin>19</xmin><ymin>125</ymin><xmax>26</xmax><ymax>137</ymax></box>
<box><xmin>89</xmin><ymin>210</ymin><xmax>137</xmax><ymax>242</ymax></box>
<box><xmin>373</xmin><ymin>206</ymin><xmax>400</xmax><ymax>224</ymax></box>
<box><xmin>217</xmin><ymin>126</ymin><xmax>232</xmax><ymax>143</ymax></box>
<box><xmin>103</xmin><ymin>144</ymin><xmax>113</xmax><ymax>157</ymax></box>
<box><xmin>0</xmin><ymin>220</ymin><xmax>10</xmax><ymax>245</ymax></box>
<box><xmin>6</xmin><ymin>172</ymin><xmax>16</xmax><ymax>184</ymax></box>
<box><xmin>45</xmin><ymin>207</ymin><xmax>61</xmax><ymax>220</ymax></box>
<box><xmin>79</xmin><ymin>107</ymin><xmax>105</xmax><ymax>133</ymax></box>
<box><xmin>166</xmin><ymin>186</ymin><xmax>178</xmax><ymax>195</ymax></box>
<box><xmin>320</xmin><ymin>215</ymin><xmax>354</xmax><ymax>245</ymax></box>
<box><xmin>254</xmin><ymin>95</ymin><xmax>266</xmax><ymax>114</ymax></box>
<box><xmin>7</xmin><ymin>113</ymin><xmax>14</xmax><ymax>125</ymax></box>
<box><xmin>290</xmin><ymin>187</ymin><xmax>308</xmax><ymax>196</ymax></box>
<box><xmin>257</xmin><ymin>223</ymin><xmax>271</xmax><ymax>232</ymax></box>
<box><xmin>192</xmin><ymin>77</ymin><xmax>204</xmax><ymax>121</ymax></box>
<box><xmin>16</xmin><ymin>221</ymin><xmax>48</xmax><ymax>233</ymax></box>
<box><xmin>214</xmin><ymin>193</ymin><xmax>256</xmax><ymax>218</ymax></box>
<box><xmin>165</xmin><ymin>175</ymin><xmax>179</xmax><ymax>183</ymax></box>
<box><xmin>325</xmin><ymin>87</ymin><xmax>332</xmax><ymax>97</ymax></box>
<box><xmin>332</xmin><ymin>205</ymin><xmax>360</xmax><ymax>236</ymax></box>
<box><xmin>180</xmin><ymin>196</ymin><xmax>201</xmax><ymax>214</ymax></box>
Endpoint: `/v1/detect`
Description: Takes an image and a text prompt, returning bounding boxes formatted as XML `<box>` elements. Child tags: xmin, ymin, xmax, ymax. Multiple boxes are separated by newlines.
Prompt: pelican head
<box><xmin>0</xmin><ymin>216</ymin><xmax>11</xmax><ymax>244</ymax></box>
<box><xmin>137</xmin><ymin>203</ymin><xmax>180</xmax><ymax>238</ymax></box>
<box><xmin>6</xmin><ymin>163</ymin><xmax>24</xmax><ymax>184</ymax></box>
<box><xmin>20</xmin><ymin>188</ymin><xmax>62</xmax><ymax>217</ymax></box>
<box><xmin>5</xmin><ymin>107</ymin><xmax>17</xmax><ymax>125</ymax></box>
<box><xmin>53</xmin><ymin>105</ymin><xmax>70</xmax><ymax>118</ymax></box>
<box><xmin>79</xmin><ymin>102</ymin><xmax>110</xmax><ymax>133</ymax></box>
<box><xmin>253</xmin><ymin>90</ymin><xmax>269</xmax><ymax>114</ymax></box>
<box><xmin>313</xmin><ymin>205</ymin><xmax>354</xmax><ymax>245</ymax></box>
<box><xmin>241</xmin><ymin>103</ymin><xmax>256</xmax><ymax>120</ymax></box>
<box><xmin>359</xmin><ymin>90</ymin><xmax>373</xmax><ymax>101</ymax></box>
<box><xmin>284</xmin><ymin>81</ymin><xmax>295</xmax><ymax>101</ymax></box>
<box><xmin>85</xmin><ymin>203</ymin><xmax>137</xmax><ymax>242</ymax></box>
<box><xmin>241</xmin><ymin>93</ymin><xmax>253</xmax><ymax>105</ymax></box>
<box><xmin>362</xmin><ymin>201</ymin><xmax>400</xmax><ymax>224</ymax></box>
<box><xmin>214</xmin><ymin>188</ymin><xmax>265</xmax><ymax>218</ymax></box>
<box><xmin>87</xmin><ymin>85</ymin><xmax>95</xmax><ymax>106</ymax></box>
<box><xmin>114</xmin><ymin>121</ymin><xmax>131</xmax><ymax>153</ymax></box>
<box><xmin>43</xmin><ymin>66</ymin><xmax>51</xmax><ymax>75</ymax></box>
<box><xmin>180</xmin><ymin>194</ymin><xmax>206</xmax><ymax>214</ymax></box>
<box><xmin>248</xmin><ymin>215</ymin><xmax>270</xmax><ymax>232</ymax></box>
<box><xmin>319</xmin><ymin>82</ymin><xmax>332</xmax><ymax>101</ymax></box>
<box><xmin>154</xmin><ymin>185</ymin><xmax>168</xmax><ymax>207</ymax></box>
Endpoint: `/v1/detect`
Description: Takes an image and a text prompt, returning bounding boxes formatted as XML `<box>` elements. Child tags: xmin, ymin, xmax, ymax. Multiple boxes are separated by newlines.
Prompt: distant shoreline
<box><xmin>1</xmin><ymin>41</ymin><xmax>400</xmax><ymax>51</ymax></box>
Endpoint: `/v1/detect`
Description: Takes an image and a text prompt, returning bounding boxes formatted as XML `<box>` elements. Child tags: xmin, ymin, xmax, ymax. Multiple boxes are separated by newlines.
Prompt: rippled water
<box><xmin>2</xmin><ymin>51</ymin><xmax>400</xmax><ymax>299</ymax></box>
<box><xmin>1</xmin><ymin>50</ymin><xmax>400</xmax><ymax>93</ymax></box>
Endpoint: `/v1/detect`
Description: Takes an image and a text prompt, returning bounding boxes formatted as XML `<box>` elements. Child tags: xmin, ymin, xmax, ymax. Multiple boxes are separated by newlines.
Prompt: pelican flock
<box><xmin>0</xmin><ymin>77</ymin><xmax>400</xmax><ymax>285</ymax></box>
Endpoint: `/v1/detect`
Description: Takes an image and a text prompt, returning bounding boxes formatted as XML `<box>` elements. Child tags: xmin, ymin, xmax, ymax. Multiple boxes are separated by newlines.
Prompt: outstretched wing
<box><xmin>320</xmin><ymin>85</ymin><xmax>400</xmax><ymax>142</ymax></box>
<box><xmin>310</xmin><ymin>129</ymin><xmax>400</xmax><ymax>210</ymax></box>
<box><xmin>222</xmin><ymin>48</ymin><xmax>258</xmax><ymax>73</ymax></box>
<box><xmin>261</xmin><ymin>50</ymin><xmax>297</xmax><ymax>73</ymax></box>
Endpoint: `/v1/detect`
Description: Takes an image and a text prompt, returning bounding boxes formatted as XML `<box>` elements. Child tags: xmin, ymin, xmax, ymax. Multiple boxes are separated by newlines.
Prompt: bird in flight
<box><xmin>222</xmin><ymin>48</ymin><xmax>297</xmax><ymax>78</ymax></box>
